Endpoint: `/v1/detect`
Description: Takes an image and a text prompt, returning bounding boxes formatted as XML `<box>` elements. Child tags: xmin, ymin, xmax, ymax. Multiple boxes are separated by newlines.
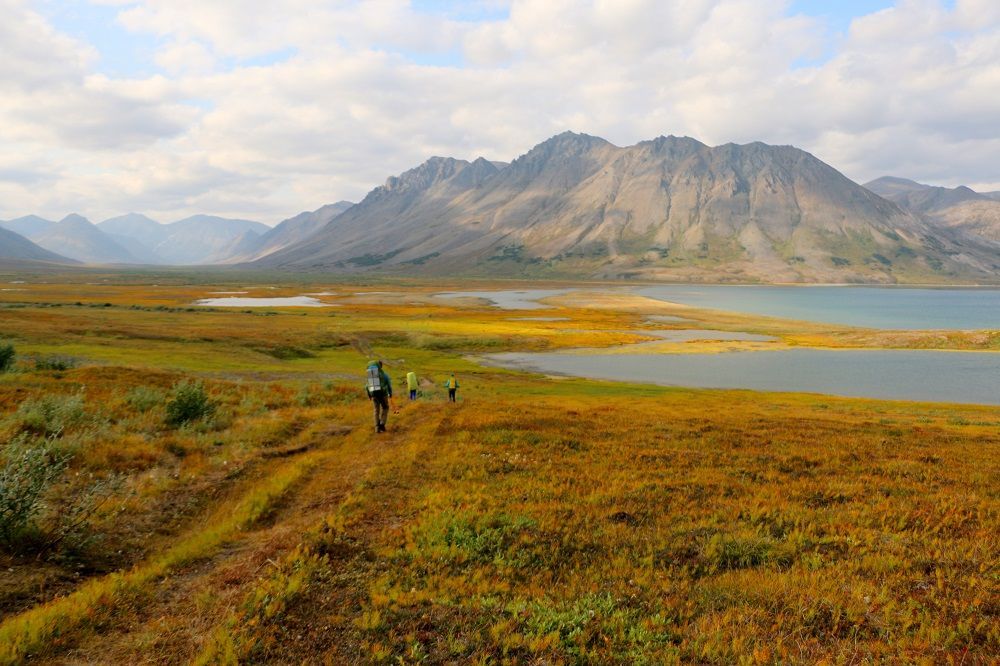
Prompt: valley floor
<box><xmin>0</xmin><ymin>274</ymin><xmax>997</xmax><ymax>663</ymax></box>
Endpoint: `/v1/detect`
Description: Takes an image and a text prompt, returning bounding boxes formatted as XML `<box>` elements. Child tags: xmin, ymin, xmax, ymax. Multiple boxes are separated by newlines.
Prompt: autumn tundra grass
<box><xmin>0</xmin><ymin>274</ymin><xmax>997</xmax><ymax>663</ymax></box>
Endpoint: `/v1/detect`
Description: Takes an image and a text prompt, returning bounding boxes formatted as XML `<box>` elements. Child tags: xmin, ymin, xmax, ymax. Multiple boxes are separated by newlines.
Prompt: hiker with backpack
<box><xmin>365</xmin><ymin>359</ymin><xmax>393</xmax><ymax>433</ymax></box>
<box><xmin>406</xmin><ymin>370</ymin><xmax>418</xmax><ymax>401</ymax></box>
<box><xmin>444</xmin><ymin>372</ymin><xmax>459</xmax><ymax>402</ymax></box>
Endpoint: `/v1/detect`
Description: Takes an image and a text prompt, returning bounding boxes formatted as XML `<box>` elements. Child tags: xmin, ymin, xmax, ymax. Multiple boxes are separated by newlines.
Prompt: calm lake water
<box><xmin>638</xmin><ymin>285</ymin><xmax>1000</xmax><ymax>330</ymax></box>
<box><xmin>486</xmin><ymin>349</ymin><xmax>1000</xmax><ymax>405</ymax></box>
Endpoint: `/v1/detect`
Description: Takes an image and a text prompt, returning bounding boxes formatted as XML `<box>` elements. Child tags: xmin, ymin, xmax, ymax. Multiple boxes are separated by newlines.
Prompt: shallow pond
<box><xmin>436</xmin><ymin>289</ymin><xmax>573</xmax><ymax>310</ymax></box>
<box><xmin>486</xmin><ymin>348</ymin><xmax>1000</xmax><ymax>405</ymax></box>
<box><xmin>195</xmin><ymin>296</ymin><xmax>335</xmax><ymax>307</ymax></box>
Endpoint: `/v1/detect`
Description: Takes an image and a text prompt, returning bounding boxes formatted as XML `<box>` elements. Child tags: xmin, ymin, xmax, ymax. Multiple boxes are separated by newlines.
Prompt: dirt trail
<box><xmin>228</xmin><ymin>401</ymin><xmax>451</xmax><ymax>664</ymax></box>
<box><xmin>37</xmin><ymin>402</ymin><xmax>445</xmax><ymax>665</ymax></box>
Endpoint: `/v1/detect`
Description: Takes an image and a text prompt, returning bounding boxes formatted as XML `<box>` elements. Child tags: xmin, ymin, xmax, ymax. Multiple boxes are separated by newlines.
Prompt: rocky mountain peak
<box><xmin>382</xmin><ymin>156</ymin><xmax>468</xmax><ymax>194</ymax></box>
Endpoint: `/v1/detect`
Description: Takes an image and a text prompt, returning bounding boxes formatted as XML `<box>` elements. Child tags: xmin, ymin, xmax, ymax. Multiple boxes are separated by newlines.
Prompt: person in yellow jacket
<box><xmin>406</xmin><ymin>370</ymin><xmax>418</xmax><ymax>400</ymax></box>
<box><xmin>444</xmin><ymin>373</ymin><xmax>459</xmax><ymax>402</ymax></box>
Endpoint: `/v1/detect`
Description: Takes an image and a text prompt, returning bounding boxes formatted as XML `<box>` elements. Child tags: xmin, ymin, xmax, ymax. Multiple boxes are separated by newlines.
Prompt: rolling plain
<box><xmin>0</xmin><ymin>273</ymin><xmax>997</xmax><ymax>664</ymax></box>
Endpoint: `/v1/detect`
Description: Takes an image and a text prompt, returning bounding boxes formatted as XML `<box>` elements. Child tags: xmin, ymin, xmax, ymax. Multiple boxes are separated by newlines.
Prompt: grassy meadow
<box><xmin>0</xmin><ymin>273</ymin><xmax>997</xmax><ymax>664</ymax></box>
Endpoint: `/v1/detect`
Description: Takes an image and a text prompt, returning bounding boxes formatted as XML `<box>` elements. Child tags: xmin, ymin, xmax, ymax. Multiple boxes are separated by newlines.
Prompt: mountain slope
<box><xmin>153</xmin><ymin>216</ymin><xmax>269</xmax><ymax>265</ymax></box>
<box><xmin>31</xmin><ymin>214</ymin><xmax>139</xmax><ymax>264</ymax></box>
<box><xmin>0</xmin><ymin>227</ymin><xmax>76</xmax><ymax>263</ymax></box>
<box><xmin>866</xmin><ymin>176</ymin><xmax>1000</xmax><ymax>243</ymax></box>
<box><xmin>226</xmin><ymin>201</ymin><xmax>353</xmax><ymax>263</ymax></box>
<box><xmin>258</xmin><ymin>132</ymin><xmax>998</xmax><ymax>282</ymax></box>
<box><xmin>99</xmin><ymin>213</ymin><xmax>169</xmax><ymax>264</ymax></box>
<box><xmin>99</xmin><ymin>212</ymin><xmax>169</xmax><ymax>241</ymax></box>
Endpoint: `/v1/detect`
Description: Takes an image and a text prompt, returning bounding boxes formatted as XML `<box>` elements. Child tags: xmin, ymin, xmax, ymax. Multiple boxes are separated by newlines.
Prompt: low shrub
<box><xmin>14</xmin><ymin>393</ymin><xmax>86</xmax><ymax>436</ymax></box>
<box><xmin>35</xmin><ymin>355</ymin><xmax>78</xmax><ymax>372</ymax></box>
<box><xmin>0</xmin><ymin>342</ymin><xmax>15</xmax><ymax>372</ymax></box>
<box><xmin>165</xmin><ymin>380</ymin><xmax>215</xmax><ymax>427</ymax></box>
<box><xmin>0</xmin><ymin>436</ymin><xmax>69</xmax><ymax>549</ymax></box>
<box><xmin>125</xmin><ymin>385</ymin><xmax>165</xmax><ymax>413</ymax></box>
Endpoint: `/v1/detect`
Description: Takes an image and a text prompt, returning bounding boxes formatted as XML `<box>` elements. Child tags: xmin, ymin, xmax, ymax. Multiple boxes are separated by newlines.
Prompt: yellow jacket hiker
<box><xmin>444</xmin><ymin>373</ymin><xmax>459</xmax><ymax>402</ymax></box>
<box><xmin>406</xmin><ymin>371</ymin><xmax>418</xmax><ymax>400</ymax></box>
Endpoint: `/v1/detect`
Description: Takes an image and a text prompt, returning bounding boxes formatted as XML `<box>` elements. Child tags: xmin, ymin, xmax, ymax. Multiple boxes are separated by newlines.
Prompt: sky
<box><xmin>1</xmin><ymin>0</ymin><xmax>998</xmax><ymax>225</ymax></box>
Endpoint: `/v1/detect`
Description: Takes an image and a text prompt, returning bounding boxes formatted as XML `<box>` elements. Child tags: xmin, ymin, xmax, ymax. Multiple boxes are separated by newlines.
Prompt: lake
<box><xmin>638</xmin><ymin>285</ymin><xmax>1000</xmax><ymax>330</ymax></box>
<box><xmin>486</xmin><ymin>348</ymin><xmax>1000</xmax><ymax>405</ymax></box>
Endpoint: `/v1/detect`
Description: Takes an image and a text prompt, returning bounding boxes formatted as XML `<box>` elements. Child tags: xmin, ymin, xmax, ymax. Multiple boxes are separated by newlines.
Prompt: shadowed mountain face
<box><xmin>866</xmin><ymin>177</ymin><xmax>1000</xmax><ymax>243</ymax></box>
<box><xmin>0</xmin><ymin>227</ymin><xmax>76</xmax><ymax>263</ymax></box>
<box><xmin>257</xmin><ymin>132</ymin><xmax>999</xmax><ymax>283</ymax></box>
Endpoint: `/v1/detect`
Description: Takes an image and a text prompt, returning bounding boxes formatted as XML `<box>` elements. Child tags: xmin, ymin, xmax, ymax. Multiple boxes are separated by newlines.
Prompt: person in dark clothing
<box><xmin>364</xmin><ymin>359</ymin><xmax>393</xmax><ymax>432</ymax></box>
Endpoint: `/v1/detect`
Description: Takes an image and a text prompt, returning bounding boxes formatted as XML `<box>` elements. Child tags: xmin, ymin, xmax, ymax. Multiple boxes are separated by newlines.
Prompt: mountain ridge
<box><xmin>256</xmin><ymin>132</ymin><xmax>999</xmax><ymax>283</ymax></box>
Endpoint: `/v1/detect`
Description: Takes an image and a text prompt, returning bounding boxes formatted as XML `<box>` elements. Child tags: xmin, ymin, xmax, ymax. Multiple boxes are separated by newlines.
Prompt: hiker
<box><xmin>444</xmin><ymin>372</ymin><xmax>459</xmax><ymax>402</ymax></box>
<box><xmin>364</xmin><ymin>359</ymin><xmax>393</xmax><ymax>433</ymax></box>
<box><xmin>406</xmin><ymin>370</ymin><xmax>418</xmax><ymax>401</ymax></box>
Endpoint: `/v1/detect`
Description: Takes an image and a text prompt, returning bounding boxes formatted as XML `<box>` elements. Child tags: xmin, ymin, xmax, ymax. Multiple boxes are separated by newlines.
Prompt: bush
<box><xmin>165</xmin><ymin>380</ymin><xmax>215</xmax><ymax>427</ymax></box>
<box><xmin>0</xmin><ymin>343</ymin><xmax>15</xmax><ymax>373</ymax></box>
<box><xmin>126</xmin><ymin>386</ymin><xmax>165</xmax><ymax>413</ymax></box>
<box><xmin>35</xmin><ymin>355</ymin><xmax>78</xmax><ymax>372</ymax></box>
<box><xmin>14</xmin><ymin>393</ymin><xmax>86</xmax><ymax>436</ymax></box>
<box><xmin>0</xmin><ymin>436</ymin><xmax>69</xmax><ymax>549</ymax></box>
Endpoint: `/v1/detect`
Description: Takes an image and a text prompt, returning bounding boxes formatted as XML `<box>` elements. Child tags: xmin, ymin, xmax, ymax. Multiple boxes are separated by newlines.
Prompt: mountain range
<box><xmin>0</xmin><ymin>213</ymin><xmax>269</xmax><ymax>265</ymax></box>
<box><xmin>256</xmin><ymin>132</ymin><xmax>1000</xmax><ymax>283</ymax></box>
<box><xmin>865</xmin><ymin>176</ymin><xmax>1000</xmax><ymax>243</ymax></box>
<box><xmin>2</xmin><ymin>132</ymin><xmax>999</xmax><ymax>283</ymax></box>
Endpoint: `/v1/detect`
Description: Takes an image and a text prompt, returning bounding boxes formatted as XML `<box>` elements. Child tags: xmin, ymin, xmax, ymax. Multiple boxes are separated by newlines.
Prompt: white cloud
<box><xmin>155</xmin><ymin>39</ymin><xmax>217</xmax><ymax>75</ymax></box>
<box><xmin>0</xmin><ymin>0</ymin><xmax>998</xmax><ymax>224</ymax></box>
